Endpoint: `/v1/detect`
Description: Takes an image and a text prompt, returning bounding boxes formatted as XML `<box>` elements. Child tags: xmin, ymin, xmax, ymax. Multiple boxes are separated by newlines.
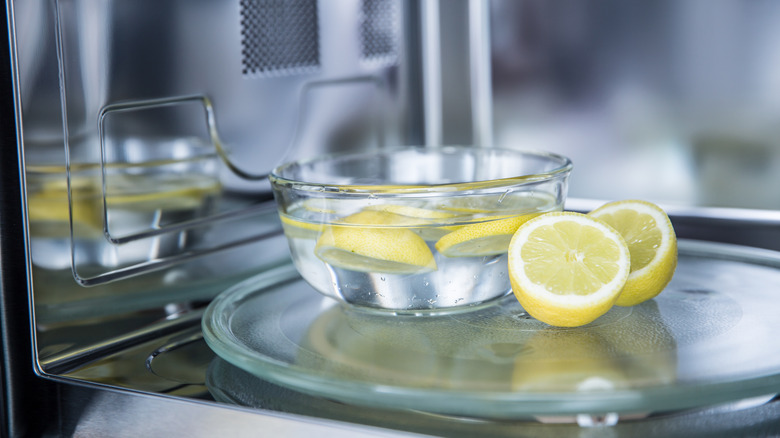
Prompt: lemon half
<box><xmin>508</xmin><ymin>212</ymin><xmax>631</xmax><ymax>327</ymax></box>
<box><xmin>315</xmin><ymin>210</ymin><xmax>437</xmax><ymax>274</ymax></box>
<box><xmin>588</xmin><ymin>200</ymin><xmax>677</xmax><ymax>306</ymax></box>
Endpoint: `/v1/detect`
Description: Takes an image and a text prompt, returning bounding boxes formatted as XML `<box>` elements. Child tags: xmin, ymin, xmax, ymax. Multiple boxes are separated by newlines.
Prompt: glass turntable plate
<box><xmin>202</xmin><ymin>240</ymin><xmax>780</xmax><ymax>419</ymax></box>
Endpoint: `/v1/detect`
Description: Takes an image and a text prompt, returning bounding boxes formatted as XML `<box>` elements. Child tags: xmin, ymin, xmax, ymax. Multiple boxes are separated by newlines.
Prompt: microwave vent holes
<box><xmin>239</xmin><ymin>0</ymin><xmax>321</xmax><ymax>77</ymax></box>
<box><xmin>359</xmin><ymin>0</ymin><xmax>400</xmax><ymax>66</ymax></box>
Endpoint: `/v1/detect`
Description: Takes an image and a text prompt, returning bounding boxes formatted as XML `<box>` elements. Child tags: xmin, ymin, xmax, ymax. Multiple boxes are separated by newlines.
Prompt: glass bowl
<box><xmin>269</xmin><ymin>146</ymin><xmax>572</xmax><ymax>314</ymax></box>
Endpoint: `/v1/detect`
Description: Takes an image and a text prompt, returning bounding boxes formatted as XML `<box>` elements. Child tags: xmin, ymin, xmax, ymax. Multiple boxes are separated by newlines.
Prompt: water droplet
<box><xmin>380</xmin><ymin>276</ymin><xmax>386</xmax><ymax>281</ymax></box>
<box><xmin>423</xmin><ymin>280</ymin><xmax>430</xmax><ymax>287</ymax></box>
<box><xmin>455</xmin><ymin>297</ymin><xmax>464</xmax><ymax>303</ymax></box>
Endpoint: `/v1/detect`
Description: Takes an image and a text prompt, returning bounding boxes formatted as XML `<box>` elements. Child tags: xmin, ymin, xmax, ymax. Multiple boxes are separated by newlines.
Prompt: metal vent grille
<box><xmin>360</xmin><ymin>0</ymin><xmax>399</xmax><ymax>64</ymax></box>
<box><xmin>240</xmin><ymin>0</ymin><xmax>320</xmax><ymax>76</ymax></box>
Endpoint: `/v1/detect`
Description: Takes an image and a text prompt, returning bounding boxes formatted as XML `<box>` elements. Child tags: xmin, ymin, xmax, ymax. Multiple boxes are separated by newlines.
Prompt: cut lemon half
<box><xmin>435</xmin><ymin>213</ymin><xmax>541</xmax><ymax>257</ymax></box>
<box><xmin>508</xmin><ymin>212</ymin><xmax>631</xmax><ymax>327</ymax></box>
<box><xmin>588</xmin><ymin>200</ymin><xmax>677</xmax><ymax>306</ymax></box>
<box><xmin>315</xmin><ymin>210</ymin><xmax>437</xmax><ymax>274</ymax></box>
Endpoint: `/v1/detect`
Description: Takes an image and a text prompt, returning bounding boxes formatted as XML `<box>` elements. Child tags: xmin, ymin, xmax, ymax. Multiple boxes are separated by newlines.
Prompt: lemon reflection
<box><xmin>513</xmin><ymin>300</ymin><xmax>677</xmax><ymax>393</ymax></box>
<box><xmin>297</xmin><ymin>300</ymin><xmax>677</xmax><ymax>395</ymax></box>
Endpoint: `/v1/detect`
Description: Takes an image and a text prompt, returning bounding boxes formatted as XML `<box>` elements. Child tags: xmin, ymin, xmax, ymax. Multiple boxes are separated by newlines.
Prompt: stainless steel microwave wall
<box><xmin>16</xmin><ymin>0</ymin><xmax>430</xmax><ymax>375</ymax></box>
<box><xmin>3</xmin><ymin>1</ymin><xmax>780</xmax><ymax>437</ymax></box>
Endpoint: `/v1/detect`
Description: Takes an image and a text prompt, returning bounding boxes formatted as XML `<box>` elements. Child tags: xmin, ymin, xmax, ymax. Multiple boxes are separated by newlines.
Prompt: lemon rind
<box><xmin>588</xmin><ymin>200</ymin><xmax>678</xmax><ymax>307</ymax></box>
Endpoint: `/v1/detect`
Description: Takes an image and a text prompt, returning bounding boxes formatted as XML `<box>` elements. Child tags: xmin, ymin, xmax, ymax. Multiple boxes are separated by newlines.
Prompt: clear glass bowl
<box><xmin>269</xmin><ymin>146</ymin><xmax>572</xmax><ymax>313</ymax></box>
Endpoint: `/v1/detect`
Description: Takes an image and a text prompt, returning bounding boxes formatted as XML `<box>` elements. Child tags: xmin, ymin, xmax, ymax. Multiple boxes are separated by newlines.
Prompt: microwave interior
<box><xmin>3</xmin><ymin>0</ymin><xmax>780</xmax><ymax>436</ymax></box>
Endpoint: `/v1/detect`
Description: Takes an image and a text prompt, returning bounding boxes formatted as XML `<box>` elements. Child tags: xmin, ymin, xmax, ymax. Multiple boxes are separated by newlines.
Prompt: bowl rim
<box><xmin>268</xmin><ymin>145</ymin><xmax>573</xmax><ymax>195</ymax></box>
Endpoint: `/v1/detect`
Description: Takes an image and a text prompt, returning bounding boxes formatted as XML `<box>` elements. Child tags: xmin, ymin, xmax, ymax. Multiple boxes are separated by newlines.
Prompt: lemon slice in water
<box><xmin>508</xmin><ymin>212</ymin><xmax>631</xmax><ymax>327</ymax></box>
<box><xmin>435</xmin><ymin>213</ymin><xmax>541</xmax><ymax>257</ymax></box>
<box><xmin>279</xmin><ymin>215</ymin><xmax>325</xmax><ymax>239</ymax></box>
<box><xmin>588</xmin><ymin>200</ymin><xmax>677</xmax><ymax>306</ymax></box>
<box><xmin>364</xmin><ymin>204</ymin><xmax>457</xmax><ymax>241</ymax></box>
<box><xmin>315</xmin><ymin>210</ymin><xmax>437</xmax><ymax>274</ymax></box>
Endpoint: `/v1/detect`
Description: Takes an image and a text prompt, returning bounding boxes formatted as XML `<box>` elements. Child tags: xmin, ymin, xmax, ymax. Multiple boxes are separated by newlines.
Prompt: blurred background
<box><xmin>484</xmin><ymin>0</ymin><xmax>780</xmax><ymax>210</ymax></box>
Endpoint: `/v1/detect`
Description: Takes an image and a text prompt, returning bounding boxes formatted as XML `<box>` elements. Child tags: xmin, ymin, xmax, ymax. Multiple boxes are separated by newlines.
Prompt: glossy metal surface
<box><xmin>53</xmin><ymin>384</ymin><xmax>423</xmax><ymax>437</ymax></box>
<box><xmin>55</xmin><ymin>376</ymin><xmax>780</xmax><ymax>437</ymax></box>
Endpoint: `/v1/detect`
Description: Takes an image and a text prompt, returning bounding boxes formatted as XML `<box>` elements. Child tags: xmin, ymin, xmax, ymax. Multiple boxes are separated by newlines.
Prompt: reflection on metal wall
<box><xmin>13</xmin><ymin>0</ymin><xmax>419</xmax><ymax>381</ymax></box>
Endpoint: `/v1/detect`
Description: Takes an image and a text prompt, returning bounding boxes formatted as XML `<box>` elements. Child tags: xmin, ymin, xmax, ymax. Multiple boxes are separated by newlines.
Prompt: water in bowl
<box><xmin>281</xmin><ymin>191</ymin><xmax>562</xmax><ymax>313</ymax></box>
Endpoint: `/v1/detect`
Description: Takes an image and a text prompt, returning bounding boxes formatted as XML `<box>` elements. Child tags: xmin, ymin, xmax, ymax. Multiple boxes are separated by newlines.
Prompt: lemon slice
<box><xmin>508</xmin><ymin>212</ymin><xmax>631</xmax><ymax>327</ymax></box>
<box><xmin>279</xmin><ymin>215</ymin><xmax>325</xmax><ymax>239</ymax></box>
<box><xmin>435</xmin><ymin>213</ymin><xmax>541</xmax><ymax>257</ymax></box>
<box><xmin>588</xmin><ymin>200</ymin><xmax>677</xmax><ymax>306</ymax></box>
<box><xmin>27</xmin><ymin>177</ymin><xmax>103</xmax><ymax>237</ymax></box>
<box><xmin>365</xmin><ymin>204</ymin><xmax>457</xmax><ymax>241</ymax></box>
<box><xmin>315</xmin><ymin>210</ymin><xmax>437</xmax><ymax>274</ymax></box>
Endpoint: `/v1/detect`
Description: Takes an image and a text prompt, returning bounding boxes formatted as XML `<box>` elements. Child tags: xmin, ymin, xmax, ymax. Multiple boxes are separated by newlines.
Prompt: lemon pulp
<box><xmin>521</xmin><ymin>219</ymin><xmax>624</xmax><ymax>294</ymax></box>
<box><xmin>508</xmin><ymin>212</ymin><xmax>631</xmax><ymax>327</ymax></box>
